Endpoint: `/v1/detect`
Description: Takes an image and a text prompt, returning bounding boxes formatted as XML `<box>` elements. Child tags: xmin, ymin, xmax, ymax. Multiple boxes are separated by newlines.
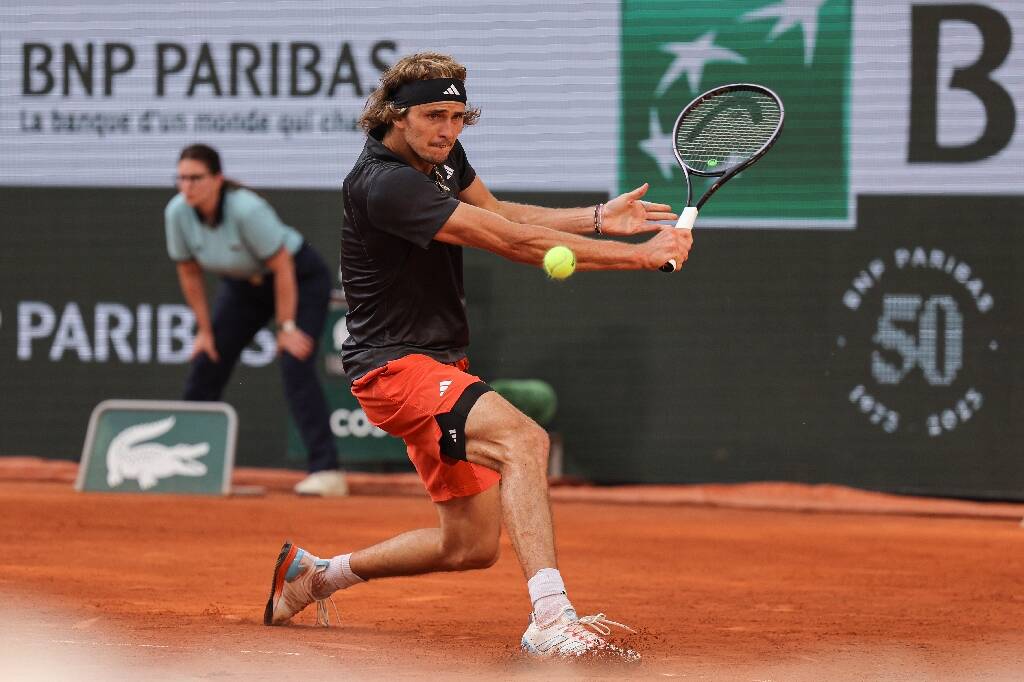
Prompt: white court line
<box><xmin>11</xmin><ymin>636</ymin><xmax>312</xmax><ymax>657</ymax></box>
<box><xmin>52</xmin><ymin>639</ymin><xmax>170</xmax><ymax>649</ymax></box>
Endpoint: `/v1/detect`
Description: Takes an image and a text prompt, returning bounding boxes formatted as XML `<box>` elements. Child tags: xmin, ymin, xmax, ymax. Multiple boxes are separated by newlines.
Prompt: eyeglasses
<box><xmin>175</xmin><ymin>173</ymin><xmax>211</xmax><ymax>185</ymax></box>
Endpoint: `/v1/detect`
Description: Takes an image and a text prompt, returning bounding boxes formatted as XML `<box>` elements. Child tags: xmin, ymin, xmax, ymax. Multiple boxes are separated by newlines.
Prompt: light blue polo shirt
<box><xmin>164</xmin><ymin>188</ymin><xmax>303</xmax><ymax>279</ymax></box>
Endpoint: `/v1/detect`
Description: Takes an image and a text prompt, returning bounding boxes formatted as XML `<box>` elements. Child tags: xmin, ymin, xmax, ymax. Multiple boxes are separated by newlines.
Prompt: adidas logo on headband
<box><xmin>390</xmin><ymin>78</ymin><xmax>468</xmax><ymax>107</ymax></box>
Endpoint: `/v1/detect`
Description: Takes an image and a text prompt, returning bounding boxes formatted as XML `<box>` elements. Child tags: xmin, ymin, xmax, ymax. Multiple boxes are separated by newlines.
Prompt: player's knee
<box><xmin>464</xmin><ymin>541</ymin><xmax>500</xmax><ymax>570</ymax></box>
<box><xmin>517</xmin><ymin>423</ymin><xmax>549</xmax><ymax>473</ymax></box>
<box><xmin>478</xmin><ymin>415</ymin><xmax>549</xmax><ymax>476</ymax></box>
<box><xmin>444</xmin><ymin>537</ymin><xmax>500</xmax><ymax>571</ymax></box>
<box><xmin>499</xmin><ymin>431</ymin><xmax>549</xmax><ymax>477</ymax></box>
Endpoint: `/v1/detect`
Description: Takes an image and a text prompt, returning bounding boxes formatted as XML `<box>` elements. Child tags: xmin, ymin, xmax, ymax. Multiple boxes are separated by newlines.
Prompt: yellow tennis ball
<box><xmin>543</xmin><ymin>246</ymin><xmax>576</xmax><ymax>280</ymax></box>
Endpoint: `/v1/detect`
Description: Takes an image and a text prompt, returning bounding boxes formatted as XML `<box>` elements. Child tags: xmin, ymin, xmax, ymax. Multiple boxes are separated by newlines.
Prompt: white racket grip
<box><xmin>676</xmin><ymin>206</ymin><xmax>698</xmax><ymax>230</ymax></box>
<box><xmin>666</xmin><ymin>207</ymin><xmax>698</xmax><ymax>271</ymax></box>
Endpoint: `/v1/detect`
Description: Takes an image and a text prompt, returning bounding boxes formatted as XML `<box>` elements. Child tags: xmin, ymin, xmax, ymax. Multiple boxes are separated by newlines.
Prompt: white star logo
<box><xmin>741</xmin><ymin>0</ymin><xmax>828</xmax><ymax>66</ymax></box>
<box><xmin>655</xmin><ymin>32</ymin><xmax>746</xmax><ymax>96</ymax></box>
<box><xmin>639</xmin><ymin>108</ymin><xmax>677</xmax><ymax>180</ymax></box>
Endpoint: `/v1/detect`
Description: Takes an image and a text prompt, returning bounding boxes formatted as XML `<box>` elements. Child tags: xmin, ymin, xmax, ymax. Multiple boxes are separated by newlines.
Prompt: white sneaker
<box><xmin>263</xmin><ymin>542</ymin><xmax>336</xmax><ymax>626</ymax></box>
<box><xmin>521</xmin><ymin>607</ymin><xmax>640</xmax><ymax>662</ymax></box>
<box><xmin>294</xmin><ymin>470</ymin><xmax>349</xmax><ymax>497</ymax></box>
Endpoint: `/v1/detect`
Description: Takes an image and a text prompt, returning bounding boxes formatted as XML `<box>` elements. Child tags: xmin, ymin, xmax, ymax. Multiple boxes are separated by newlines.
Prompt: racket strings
<box><xmin>675</xmin><ymin>93</ymin><xmax>781</xmax><ymax>173</ymax></box>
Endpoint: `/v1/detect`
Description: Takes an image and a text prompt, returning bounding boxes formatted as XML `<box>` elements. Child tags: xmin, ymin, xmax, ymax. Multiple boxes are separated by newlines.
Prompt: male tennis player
<box><xmin>264</xmin><ymin>52</ymin><xmax>692</xmax><ymax>660</ymax></box>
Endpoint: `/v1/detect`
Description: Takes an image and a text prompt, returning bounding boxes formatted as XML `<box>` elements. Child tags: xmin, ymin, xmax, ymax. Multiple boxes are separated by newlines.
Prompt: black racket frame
<box><xmin>671</xmin><ymin>83</ymin><xmax>786</xmax><ymax>210</ymax></box>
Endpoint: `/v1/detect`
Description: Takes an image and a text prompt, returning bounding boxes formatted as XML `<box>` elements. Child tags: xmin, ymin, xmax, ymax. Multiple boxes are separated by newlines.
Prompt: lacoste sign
<box><xmin>76</xmin><ymin>400</ymin><xmax>237</xmax><ymax>495</ymax></box>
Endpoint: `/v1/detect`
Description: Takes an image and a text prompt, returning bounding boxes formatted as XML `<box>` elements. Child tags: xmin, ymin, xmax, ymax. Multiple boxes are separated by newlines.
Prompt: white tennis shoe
<box><xmin>520</xmin><ymin>607</ymin><xmax>640</xmax><ymax>662</ymax></box>
<box><xmin>263</xmin><ymin>542</ymin><xmax>336</xmax><ymax>626</ymax></box>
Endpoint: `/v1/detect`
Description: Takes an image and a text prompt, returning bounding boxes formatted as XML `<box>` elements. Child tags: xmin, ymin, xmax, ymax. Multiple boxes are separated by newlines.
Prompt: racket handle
<box><xmin>659</xmin><ymin>207</ymin><xmax>698</xmax><ymax>272</ymax></box>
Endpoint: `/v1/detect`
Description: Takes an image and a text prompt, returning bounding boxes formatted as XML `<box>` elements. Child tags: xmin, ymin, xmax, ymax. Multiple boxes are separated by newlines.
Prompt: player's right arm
<box><xmin>459</xmin><ymin>176</ymin><xmax>676</xmax><ymax>238</ymax></box>
<box><xmin>435</xmin><ymin>201</ymin><xmax>692</xmax><ymax>272</ymax></box>
<box><xmin>174</xmin><ymin>260</ymin><xmax>220</xmax><ymax>361</ymax></box>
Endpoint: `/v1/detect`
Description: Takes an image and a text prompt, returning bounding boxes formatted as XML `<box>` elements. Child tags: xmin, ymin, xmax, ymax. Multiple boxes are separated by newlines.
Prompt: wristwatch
<box><xmin>280</xmin><ymin>320</ymin><xmax>297</xmax><ymax>333</ymax></box>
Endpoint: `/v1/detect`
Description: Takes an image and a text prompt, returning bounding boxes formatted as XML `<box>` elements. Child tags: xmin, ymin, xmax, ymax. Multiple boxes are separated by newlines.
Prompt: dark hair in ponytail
<box><xmin>178</xmin><ymin>143</ymin><xmax>244</xmax><ymax>190</ymax></box>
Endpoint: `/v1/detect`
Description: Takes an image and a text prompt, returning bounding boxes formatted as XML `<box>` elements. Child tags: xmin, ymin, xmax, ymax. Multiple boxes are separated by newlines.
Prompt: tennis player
<box><xmin>264</xmin><ymin>52</ymin><xmax>692</xmax><ymax>660</ymax></box>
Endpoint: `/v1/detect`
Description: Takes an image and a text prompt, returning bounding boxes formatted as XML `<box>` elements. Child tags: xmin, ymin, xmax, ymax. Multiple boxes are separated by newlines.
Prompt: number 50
<box><xmin>871</xmin><ymin>295</ymin><xmax>963</xmax><ymax>387</ymax></box>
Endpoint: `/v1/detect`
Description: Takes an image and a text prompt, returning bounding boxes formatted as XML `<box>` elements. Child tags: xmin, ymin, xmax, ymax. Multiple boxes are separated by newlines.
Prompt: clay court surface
<box><xmin>2</xmin><ymin>467</ymin><xmax>1024</xmax><ymax>680</ymax></box>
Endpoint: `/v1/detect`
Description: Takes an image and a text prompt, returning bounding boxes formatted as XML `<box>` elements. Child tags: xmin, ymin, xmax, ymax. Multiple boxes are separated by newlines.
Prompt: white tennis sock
<box><xmin>322</xmin><ymin>553</ymin><xmax>365</xmax><ymax>594</ymax></box>
<box><xmin>528</xmin><ymin>568</ymin><xmax>573</xmax><ymax>627</ymax></box>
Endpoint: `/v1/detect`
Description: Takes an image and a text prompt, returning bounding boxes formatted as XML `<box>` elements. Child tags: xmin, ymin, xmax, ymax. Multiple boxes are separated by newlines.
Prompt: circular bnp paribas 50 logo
<box><xmin>836</xmin><ymin>246</ymin><xmax>998</xmax><ymax>439</ymax></box>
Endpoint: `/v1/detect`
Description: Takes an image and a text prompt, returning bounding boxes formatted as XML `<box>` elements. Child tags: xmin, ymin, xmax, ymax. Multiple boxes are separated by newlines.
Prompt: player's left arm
<box><xmin>459</xmin><ymin>176</ymin><xmax>677</xmax><ymax>237</ymax></box>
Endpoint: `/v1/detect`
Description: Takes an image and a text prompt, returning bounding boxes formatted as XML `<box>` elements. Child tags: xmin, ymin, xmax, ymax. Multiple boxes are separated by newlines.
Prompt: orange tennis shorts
<box><xmin>350</xmin><ymin>354</ymin><xmax>501</xmax><ymax>502</ymax></box>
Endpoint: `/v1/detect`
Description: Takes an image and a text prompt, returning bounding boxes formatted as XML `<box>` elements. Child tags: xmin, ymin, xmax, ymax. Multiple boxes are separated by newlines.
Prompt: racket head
<box><xmin>671</xmin><ymin>83</ymin><xmax>784</xmax><ymax>179</ymax></box>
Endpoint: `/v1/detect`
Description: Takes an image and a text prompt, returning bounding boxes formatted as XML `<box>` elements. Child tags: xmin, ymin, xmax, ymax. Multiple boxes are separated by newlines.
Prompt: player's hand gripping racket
<box><xmin>661</xmin><ymin>83</ymin><xmax>785</xmax><ymax>272</ymax></box>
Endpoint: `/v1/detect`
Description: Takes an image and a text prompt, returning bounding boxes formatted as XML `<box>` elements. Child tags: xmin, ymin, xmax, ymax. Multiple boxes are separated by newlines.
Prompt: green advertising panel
<box><xmin>621</xmin><ymin>0</ymin><xmax>852</xmax><ymax>224</ymax></box>
<box><xmin>76</xmin><ymin>400</ymin><xmax>236</xmax><ymax>495</ymax></box>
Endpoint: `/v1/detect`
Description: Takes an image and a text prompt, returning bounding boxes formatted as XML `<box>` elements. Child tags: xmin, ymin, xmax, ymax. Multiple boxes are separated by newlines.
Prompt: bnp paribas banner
<box><xmin>621</xmin><ymin>0</ymin><xmax>1022</xmax><ymax>227</ymax></box>
<box><xmin>1</xmin><ymin>1</ymin><xmax>1021</xmax><ymax>217</ymax></box>
<box><xmin>0</xmin><ymin>1</ymin><xmax>619</xmax><ymax>191</ymax></box>
<box><xmin>621</xmin><ymin>0</ymin><xmax>853</xmax><ymax>226</ymax></box>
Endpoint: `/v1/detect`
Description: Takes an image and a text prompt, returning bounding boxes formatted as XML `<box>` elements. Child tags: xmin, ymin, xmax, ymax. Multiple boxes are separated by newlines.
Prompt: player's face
<box><xmin>399</xmin><ymin>102</ymin><xmax>466</xmax><ymax>166</ymax></box>
<box><xmin>176</xmin><ymin>159</ymin><xmax>223</xmax><ymax>208</ymax></box>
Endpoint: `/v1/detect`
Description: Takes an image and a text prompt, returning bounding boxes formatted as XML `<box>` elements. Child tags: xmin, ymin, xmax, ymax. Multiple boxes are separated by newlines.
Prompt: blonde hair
<box><xmin>359</xmin><ymin>52</ymin><xmax>481</xmax><ymax>133</ymax></box>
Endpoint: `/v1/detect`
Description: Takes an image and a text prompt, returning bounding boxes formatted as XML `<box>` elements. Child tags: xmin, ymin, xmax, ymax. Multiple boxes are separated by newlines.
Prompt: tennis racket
<box><xmin>661</xmin><ymin>83</ymin><xmax>785</xmax><ymax>272</ymax></box>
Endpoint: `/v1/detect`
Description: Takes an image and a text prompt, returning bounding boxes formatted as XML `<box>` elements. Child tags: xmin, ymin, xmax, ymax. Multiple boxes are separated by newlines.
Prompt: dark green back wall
<box><xmin>1</xmin><ymin>188</ymin><xmax>1021</xmax><ymax>498</ymax></box>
